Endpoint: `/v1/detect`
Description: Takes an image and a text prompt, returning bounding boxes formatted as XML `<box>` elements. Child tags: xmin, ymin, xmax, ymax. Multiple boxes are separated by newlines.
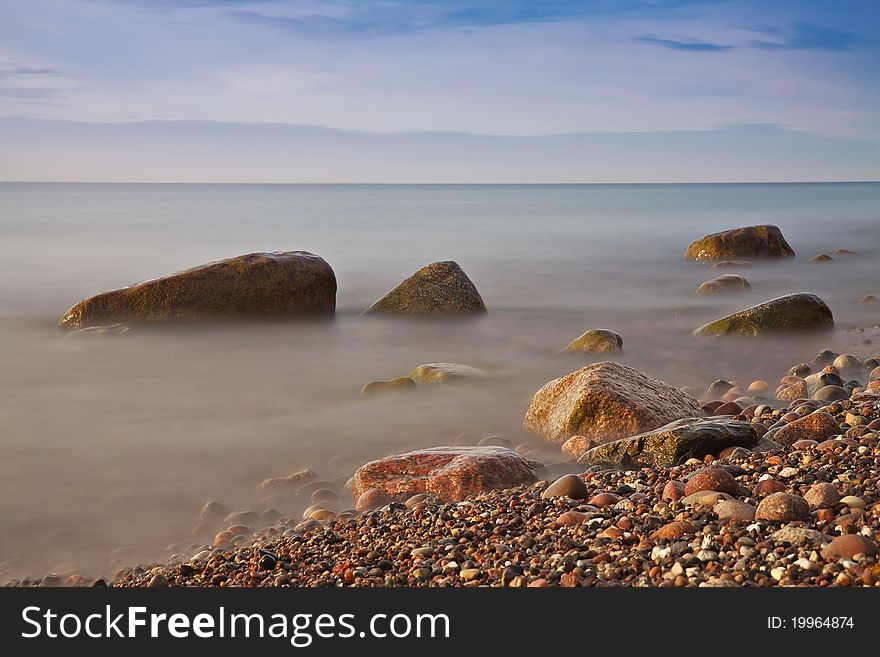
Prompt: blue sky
<box><xmin>1</xmin><ymin>0</ymin><xmax>879</xmax><ymax>181</ymax></box>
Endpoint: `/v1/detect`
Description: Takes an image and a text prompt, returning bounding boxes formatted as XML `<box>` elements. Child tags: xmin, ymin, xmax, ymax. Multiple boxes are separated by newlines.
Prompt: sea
<box><xmin>1</xmin><ymin>181</ymin><xmax>878</xmax><ymax>577</ymax></box>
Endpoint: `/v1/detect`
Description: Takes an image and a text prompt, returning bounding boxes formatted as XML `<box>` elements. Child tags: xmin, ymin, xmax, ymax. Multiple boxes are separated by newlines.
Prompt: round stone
<box><xmin>356</xmin><ymin>488</ymin><xmax>392</xmax><ymax>512</ymax></box>
<box><xmin>661</xmin><ymin>480</ymin><xmax>685</xmax><ymax>502</ymax></box>
<box><xmin>804</xmin><ymin>482</ymin><xmax>841</xmax><ymax>509</ymax></box>
<box><xmin>588</xmin><ymin>492</ymin><xmax>620</xmax><ymax>507</ymax></box>
<box><xmin>821</xmin><ymin>535</ymin><xmax>878</xmax><ymax>560</ymax></box>
<box><xmin>755</xmin><ymin>492</ymin><xmax>810</xmax><ymax>522</ymax></box>
<box><xmin>748</xmin><ymin>380</ymin><xmax>769</xmax><ymax>393</ymax></box>
<box><xmin>684</xmin><ymin>466</ymin><xmax>739</xmax><ymax>496</ymax></box>
<box><xmin>813</xmin><ymin>385</ymin><xmax>849</xmax><ymax>402</ymax></box>
<box><xmin>541</xmin><ymin>474</ymin><xmax>588</xmax><ymax>500</ymax></box>
<box><xmin>840</xmin><ymin>495</ymin><xmax>866</xmax><ymax>509</ymax></box>
<box><xmin>714</xmin><ymin>499</ymin><xmax>756</xmax><ymax>523</ymax></box>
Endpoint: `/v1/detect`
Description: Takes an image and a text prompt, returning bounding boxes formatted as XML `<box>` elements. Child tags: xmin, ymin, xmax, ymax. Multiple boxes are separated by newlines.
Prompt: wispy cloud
<box><xmin>634</xmin><ymin>35</ymin><xmax>733</xmax><ymax>52</ymax></box>
<box><xmin>0</xmin><ymin>64</ymin><xmax>60</xmax><ymax>79</ymax></box>
<box><xmin>752</xmin><ymin>21</ymin><xmax>856</xmax><ymax>51</ymax></box>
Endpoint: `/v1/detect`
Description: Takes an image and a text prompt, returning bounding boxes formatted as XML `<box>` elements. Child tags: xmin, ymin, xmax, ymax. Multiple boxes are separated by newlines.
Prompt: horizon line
<box><xmin>2</xmin><ymin>180</ymin><xmax>879</xmax><ymax>186</ymax></box>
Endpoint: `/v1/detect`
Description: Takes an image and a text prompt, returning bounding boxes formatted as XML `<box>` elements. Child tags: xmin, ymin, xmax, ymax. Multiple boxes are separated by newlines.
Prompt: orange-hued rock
<box><xmin>58</xmin><ymin>251</ymin><xmax>336</xmax><ymax>328</ymax></box>
<box><xmin>523</xmin><ymin>361</ymin><xmax>702</xmax><ymax>445</ymax></box>
<box><xmin>684</xmin><ymin>466</ymin><xmax>739</xmax><ymax>496</ymax></box>
<box><xmin>351</xmin><ymin>446</ymin><xmax>539</xmax><ymax>502</ymax></box>
<box><xmin>651</xmin><ymin>521</ymin><xmax>697</xmax><ymax>540</ymax></box>
<box><xmin>774</xmin><ymin>412</ymin><xmax>841</xmax><ymax>447</ymax></box>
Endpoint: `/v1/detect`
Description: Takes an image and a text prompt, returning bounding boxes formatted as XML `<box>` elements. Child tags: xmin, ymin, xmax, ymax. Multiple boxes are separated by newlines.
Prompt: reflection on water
<box><xmin>0</xmin><ymin>182</ymin><xmax>878</xmax><ymax>578</ymax></box>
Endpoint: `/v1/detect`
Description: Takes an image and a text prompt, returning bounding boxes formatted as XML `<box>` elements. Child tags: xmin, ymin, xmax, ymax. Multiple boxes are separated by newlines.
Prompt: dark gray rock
<box><xmin>578</xmin><ymin>417</ymin><xmax>758</xmax><ymax>469</ymax></box>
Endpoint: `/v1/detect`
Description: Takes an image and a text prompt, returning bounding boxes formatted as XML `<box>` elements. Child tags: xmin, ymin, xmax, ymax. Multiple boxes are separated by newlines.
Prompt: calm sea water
<box><xmin>1</xmin><ymin>182</ymin><xmax>879</xmax><ymax>578</ymax></box>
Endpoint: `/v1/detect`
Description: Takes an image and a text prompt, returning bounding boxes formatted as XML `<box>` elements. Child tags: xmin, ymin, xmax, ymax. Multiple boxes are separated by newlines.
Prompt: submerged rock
<box><xmin>363</xmin><ymin>261</ymin><xmax>486</xmax><ymax>316</ymax></box>
<box><xmin>524</xmin><ymin>361</ymin><xmax>703</xmax><ymax>445</ymax></box>
<box><xmin>685</xmin><ymin>225</ymin><xmax>795</xmax><ymax>262</ymax></box>
<box><xmin>578</xmin><ymin>417</ymin><xmax>757</xmax><ymax>469</ymax></box>
<box><xmin>564</xmin><ymin>329</ymin><xmax>623</xmax><ymax>354</ymax></box>
<box><xmin>361</xmin><ymin>377</ymin><xmax>417</xmax><ymax>397</ymax></box>
<box><xmin>407</xmin><ymin>363</ymin><xmax>487</xmax><ymax>384</ymax></box>
<box><xmin>350</xmin><ymin>446</ymin><xmax>539</xmax><ymax>502</ymax></box>
<box><xmin>695</xmin><ymin>274</ymin><xmax>751</xmax><ymax>295</ymax></box>
<box><xmin>58</xmin><ymin>251</ymin><xmax>336</xmax><ymax>329</ymax></box>
<box><xmin>693</xmin><ymin>293</ymin><xmax>833</xmax><ymax>336</ymax></box>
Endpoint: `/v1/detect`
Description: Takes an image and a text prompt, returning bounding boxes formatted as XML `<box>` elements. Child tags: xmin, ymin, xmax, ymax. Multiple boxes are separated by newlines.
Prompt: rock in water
<box><xmin>363</xmin><ymin>261</ymin><xmax>486</xmax><ymax>316</ymax></box>
<box><xmin>407</xmin><ymin>363</ymin><xmax>487</xmax><ymax>383</ymax></box>
<box><xmin>685</xmin><ymin>225</ymin><xmax>795</xmax><ymax>262</ymax></box>
<box><xmin>58</xmin><ymin>251</ymin><xmax>336</xmax><ymax>329</ymax></box>
<box><xmin>578</xmin><ymin>418</ymin><xmax>757</xmax><ymax>469</ymax></box>
<box><xmin>564</xmin><ymin>329</ymin><xmax>623</xmax><ymax>354</ymax></box>
<box><xmin>350</xmin><ymin>446</ymin><xmax>539</xmax><ymax>502</ymax></box>
<box><xmin>361</xmin><ymin>377</ymin><xmax>417</xmax><ymax>397</ymax></box>
<box><xmin>523</xmin><ymin>361</ymin><xmax>703</xmax><ymax>445</ymax></box>
<box><xmin>695</xmin><ymin>274</ymin><xmax>751</xmax><ymax>295</ymax></box>
<box><xmin>693</xmin><ymin>293</ymin><xmax>833</xmax><ymax>336</ymax></box>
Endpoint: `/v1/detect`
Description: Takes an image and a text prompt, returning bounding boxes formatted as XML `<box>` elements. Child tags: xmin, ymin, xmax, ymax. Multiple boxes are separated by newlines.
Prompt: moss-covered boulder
<box><xmin>407</xmin><ymin>363</ymin><xmax>487</xmax><ymax>384</ymax></box>
<box><xmin>523</xmin><ymin>361</ymin><xmax>703</xmax><ymax>445</ymax></box>
<box><xmin>578</xmin><ymin>417</ymin><xmax>758</xmax><ymax>469</ymax></box>
<box><xmin>363</xmin><ymin>261</ymin><xmax>486</xmax><ymax>316</ymax></box>
<box><xmin>58</xmin><ymin>252</ymin><xmax>336</xmax><ymax>329</ymax></box>
<box><xmin>685</xmin><ymin>225</ymin><xmax>795</xmax><ymax>262</ymax></box>
<box><xmin>693</xmin><ymin>293</ymin><xmax>833</xmax><ymax>336</ymax></box>
<box><xmin>695</xmin><ymin>274</ymin><xmax>750</xmax><ymax>295</ymax></box>
<box><xmin>564</xmin><ymin>329</ymin><xmax>623</xmax><ymax>354</ymax></box>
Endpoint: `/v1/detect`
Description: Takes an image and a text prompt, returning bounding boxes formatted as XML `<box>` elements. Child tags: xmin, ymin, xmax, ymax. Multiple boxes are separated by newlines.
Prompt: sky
<box><xmin>1</xmin><ymin>0</ymin><xmax>879</xmax><ymax>182</ymax></box>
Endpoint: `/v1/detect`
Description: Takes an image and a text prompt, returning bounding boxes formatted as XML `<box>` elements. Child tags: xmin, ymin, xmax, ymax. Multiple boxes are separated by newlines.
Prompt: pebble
<box><xmin>714</xmin><ymin>499</ymin><xmax>756</xmax><ymax>523</ymax></box>
<box><xmin>821</xmin><ymin>535</ymin><xmax>878</xmax><ymax>560</ymax></box>
<box><xmin>755</xmin><ymin>493</ymin><xmax>810</xmax><ymax>523</ymax></box>
<box><xmin>542</xmin><ymin>474</ymin><xmax>589</xmax><ymax>500</ymax></box>
<box><xmin>356</xmin><ymin>488</ymin><xmax>392</xmax><ymax>512</ymax></box>
<box><xmin>804</xmin><ymin>483</ymin><xmax>841</xmax><ymax>509</ymax></box>
<box><xmin>840</xmin><ymin>496</ymin><xmax>866</xmax><ymax>509</ymax></box>
<box><xmin>684</xmin><ymin>466</ymin><xmax>739</xmax><ymax>496</ymax></box>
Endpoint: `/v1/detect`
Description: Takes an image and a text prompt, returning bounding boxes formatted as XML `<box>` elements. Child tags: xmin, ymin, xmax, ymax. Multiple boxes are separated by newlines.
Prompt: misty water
<box><xmin>1</xmin><ymin>182</ymin><xmax>879</xmax><ymax>580</ymax></box>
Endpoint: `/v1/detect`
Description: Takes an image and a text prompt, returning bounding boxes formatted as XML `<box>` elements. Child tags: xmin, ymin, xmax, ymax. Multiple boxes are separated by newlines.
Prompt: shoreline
<box><xmin>10</xmin><ymin>345</ymin><xmax>877</xmax><ymax>589</ymax></box>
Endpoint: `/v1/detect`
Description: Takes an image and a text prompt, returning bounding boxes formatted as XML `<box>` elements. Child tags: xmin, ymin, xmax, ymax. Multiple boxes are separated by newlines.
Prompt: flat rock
<box><xmin>363</xmin><ymin>261</ymin><xmax>486</xmax><ymax>316</ymax></box>
<box><xmin>525</xmin><ymin>362</ymin><xmax>703</xmax><ymax>445</ymax></box>
<box><xmin>407</xmin><ymin>363</ymin><xmax>487</xmax><ymax>384</ymax></box>
<box><xmin>681</xmin><ymin>490</ymin><xmax>733</xmax><ymax>506</ymax></box>
<box><xmin>693</xmin><ymin>293</ymin><xmax>833</xmax><ymax>337</ymax></box>
<box><xmin>774</xmin><ymin>412</ymin><xmax>841</xmax><ymax>447</ymax></box>
<box><xmin>58</xmin><ymin>251</ymin><xmax>336</xmax><ymax>328</ymax></box>
<box><xmin>578</xmin><ymin>417</ymin><xmax>757</xmax><ymax>469</ymax></box>
<box><xmin>770</xmin><ymin>527</ymin><xmax>829</xmax><ymax>546</ymax></box>
<box><xmin>685</xmin><ymin>225</ymin><xmax>795</xmax><ymax>262</ymax></box>
<box><xmin>350</xmin><ymin>446</ymin><xmax>539</xmax><ymax>502</ymax></box>
<box><xmin>361</xmin><ymin>377</ymin><xmax>417</xmax><ymax>397</ymax></box>
<box><xmin>564</xmin><ymin>329</ymin><xmax>623</xmax><ymax>354</ymax></box>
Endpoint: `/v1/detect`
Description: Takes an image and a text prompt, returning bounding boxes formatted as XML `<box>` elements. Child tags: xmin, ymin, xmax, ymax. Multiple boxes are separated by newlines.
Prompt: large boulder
<box><xmin>578</xmin><ymin>417</ymin><xmax>757</xmax><ymax>469</ymax></box>
<box><xmin>685</xmin><ymin>225</ymin><xmax>795</xmax><ymax>262</ymax></box>
<box><xmin>523</xmin><ymin>361</ymin><xmax>703</xmax><ymax>445</ymax></box>
<box><xmin>693</xmin><ymin>293</ymin><xmax>833</xmax><ymax>337</ymax></box>
<box><xmin>350</xmin><ymin>446</ymin><xmax>539</xmax><ymax>502</ymax></box>
<box><xmin>363</xmin><ymin>261</ymin><xmax>486</xmax><ymax>316</ymax></box>
<box><xmin>58</xmin><ymin>251</ymin><xmax>336</xmax><ymax>329</ymax></box>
